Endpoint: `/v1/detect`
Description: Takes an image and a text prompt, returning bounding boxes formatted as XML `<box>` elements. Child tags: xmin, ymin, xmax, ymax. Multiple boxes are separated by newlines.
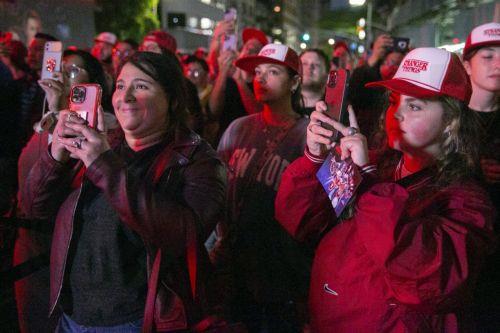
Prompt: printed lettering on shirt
<box><xmin>228</xmin><ymin>148</ymin><xmax>257</xmax><ymax>180</ymax></box>
<box><xmin>402</xmin><ymin>59</ymin><xmax>429</xmax><ymax>73</ymax></box>
<box><xmin>228</xmin><ymin>147</ymin><xmax>290</xmax><ymax>190</ymax></box>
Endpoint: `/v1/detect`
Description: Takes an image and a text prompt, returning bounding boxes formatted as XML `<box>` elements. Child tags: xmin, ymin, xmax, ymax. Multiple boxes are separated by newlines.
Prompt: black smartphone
<box><xmin>324</xmin><ymin>69</ymin><xmax>350</xmax><ymax>142</ymax></box>
<box><xmin>392</xmin><ymin>37</ymin><xmax>410</xmax><ymax>53</ymax></box>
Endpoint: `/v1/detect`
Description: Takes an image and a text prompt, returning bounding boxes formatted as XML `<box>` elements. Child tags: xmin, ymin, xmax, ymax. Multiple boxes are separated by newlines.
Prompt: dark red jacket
<box><xmin>275</xmin><ymin>156</ymin><xmax>495</xmax><ymax>332</ymax></box>
<box><xmin>20</xmin><ymin>127</ymin><xmax>227</xmax><ymax>331</ymax></box>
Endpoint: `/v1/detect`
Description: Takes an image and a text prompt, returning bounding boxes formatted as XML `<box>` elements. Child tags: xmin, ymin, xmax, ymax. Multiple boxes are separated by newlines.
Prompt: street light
<box><xmin>350</xmin><ymin>0</ymin><xmax>372</xmax><ymax>46</ymax></box>
<box><xmin>349</xmin><ymin>0</ymin><xmax>365</xmax><ymax>6</ymax></box>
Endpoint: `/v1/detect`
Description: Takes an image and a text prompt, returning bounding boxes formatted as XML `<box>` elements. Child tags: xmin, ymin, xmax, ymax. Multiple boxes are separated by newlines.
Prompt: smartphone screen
<box><xmin>223</xmin><ymin>34</ymin><xmax>238</xmax><ymax>51</ymax></box>
<box><xmin>69</xmin><ymin>84</ymin><xmax>102</xmax><ymax>128</ymax></box>
<box><xmin>392</xmin><ymin>37</ymin><xmax>410</xmax><ymax>53</ymax></box>
<box><xmin>41</xmin><ymin>41</ymin><xmax>63</xmax><ymax>80</ymax></box>
<box><xmin>324</xmin><ymin>69</ymin><xmax>350</xmax><ymax>142</ymax></box>
<box><xmin>224</xmin><ymin>8</ymin><xmax>237</xmax><ymax>21</ymax></box>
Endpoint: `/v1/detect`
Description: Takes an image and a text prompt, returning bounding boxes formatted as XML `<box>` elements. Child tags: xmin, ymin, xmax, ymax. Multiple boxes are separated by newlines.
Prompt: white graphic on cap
<box><xmin>401</xmin><ymin>59</ymin><xmax>429</xmax><ymax>73</ymax></box>
<box><xmin>258</xmin><ymin>44</ymin><xmax>288</xmax><ymax>61</ymax></box>
<box><xmin>394</xmin><ymin>48</ymin><xmax>450</xmax><ymax>92</ymax></box>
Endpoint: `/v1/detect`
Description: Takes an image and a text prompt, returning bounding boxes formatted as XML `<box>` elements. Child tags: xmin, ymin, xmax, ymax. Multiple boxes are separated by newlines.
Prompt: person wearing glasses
<box><xmin>182</xmin><ymin>55</ymin><xmax>217</xmax><ymax>145</ymax></box>
<box><xmin>111</xmin><ymin>39</ymin><xmax>138</xmax><ymax>79</ymax></box>
<box><xmin>14</xmin><ymin>49</ymin><xmax>117</xmax><ymax>333</ymax></box>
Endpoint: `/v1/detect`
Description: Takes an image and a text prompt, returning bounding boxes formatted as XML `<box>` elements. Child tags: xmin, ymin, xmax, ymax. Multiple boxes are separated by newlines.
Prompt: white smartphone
<box><xmin>41</xmin><ymin>41</ymin><xmax>63</xmax><ymax>80</ymax></box>
<box><xmin>223</xmin><ymin>34</ymin><xmax>238</xmax><ymax>52</ymax></box>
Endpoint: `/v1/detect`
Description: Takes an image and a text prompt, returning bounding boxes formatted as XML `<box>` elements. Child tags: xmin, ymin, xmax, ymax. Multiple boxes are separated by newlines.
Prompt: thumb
<box><xmin>96</xmin><ymin>105</ymin><xmax>106</xmax><ymax>133</ymax></box>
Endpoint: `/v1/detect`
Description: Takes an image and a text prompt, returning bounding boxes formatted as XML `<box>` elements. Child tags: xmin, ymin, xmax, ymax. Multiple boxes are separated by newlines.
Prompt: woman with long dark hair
<box><xmin>276</xmin><ymin>47</ymin><xmax>495</xmax><ymax>332</ymax></box>
<box><xmin>20</xmin><ymin>51</ymin><xmax>226</xmax><ymax>332</ymax></box>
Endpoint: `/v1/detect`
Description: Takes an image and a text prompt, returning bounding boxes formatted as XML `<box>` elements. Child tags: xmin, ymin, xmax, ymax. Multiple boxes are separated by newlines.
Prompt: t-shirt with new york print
<box><xmin>217</xmin><ymin>112</ymin><xmax>312</xmax><ymax>304</ymax></box>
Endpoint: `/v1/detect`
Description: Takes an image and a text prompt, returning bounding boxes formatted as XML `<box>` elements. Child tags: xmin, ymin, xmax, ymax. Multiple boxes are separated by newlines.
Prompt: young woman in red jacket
<box><xmin>275</xmin><ymin>47</ymin><xmax>496</xmax><ymax>332</ymax></box>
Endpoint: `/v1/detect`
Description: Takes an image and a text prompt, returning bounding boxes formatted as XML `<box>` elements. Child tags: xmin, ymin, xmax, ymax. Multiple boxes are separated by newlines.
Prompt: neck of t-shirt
<box><xmin>468</xmin><ymin>87</ymin><xmax>498</xmax><ymax>112</ymax></box>
<box><xmin>262</xmin><ymin>104</ymin><xmax>299</xmax><ymax>127</ymax></box>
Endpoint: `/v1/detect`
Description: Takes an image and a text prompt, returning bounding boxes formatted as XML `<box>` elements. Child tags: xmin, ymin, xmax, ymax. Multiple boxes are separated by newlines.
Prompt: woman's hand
<box><xmin>51</xmin><ymin>109</ymin><xmax>85</xmax><ymax>163</ymax></box>
<box><xmin>218</xmin><ymin>50</ymin><xmax>236</xmax><ymax>76</ymax></box>
<box><xmin>308</xmin><ymin>103</ymin><xmax>369</xmax><ymax>167</ymax></box>
<box><xmin>367</xmin><ymin>34</ymin><xmax>393</xmax><ymax>67</ymax></box>
<box><xmin>38</xmin><ymin>72</ymin><xmax>66</xmax><ymax>111</ymax></box>
<box><xmin>55</xmin><ymin>107</ymin><xmax>110</xmax><ymax>167</ymax></box>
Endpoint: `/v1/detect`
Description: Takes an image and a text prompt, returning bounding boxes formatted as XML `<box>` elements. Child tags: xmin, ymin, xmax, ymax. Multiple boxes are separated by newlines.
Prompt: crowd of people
<box><xmin>0</xmin><ymin>13</ymin><xmax>498</xmax><ymax>333</ymax></box>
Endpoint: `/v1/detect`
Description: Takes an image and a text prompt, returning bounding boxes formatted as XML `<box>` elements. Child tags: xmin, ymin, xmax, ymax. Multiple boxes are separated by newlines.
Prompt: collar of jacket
<box><xmin>149</xmin><ymin>126</ymin><xmax>202</xmax><ymax>184</ymax></box>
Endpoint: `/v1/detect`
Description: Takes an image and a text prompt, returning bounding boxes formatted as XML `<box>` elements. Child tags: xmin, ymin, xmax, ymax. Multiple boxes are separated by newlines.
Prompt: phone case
<box><xmin>392</xmin><ymin>37</ymin><xmax>410</xmax><ymax>53</ymax></box>
<box><xmin>223</xmin><ymin>34</ymin><xmax>238</xmax><ymax>51</ymax></box>
<box><xmin>69</xmin><ymin>84</ymin><xmax>102</xmax><ymax>128</ymax></box>
<box><xmin>41</xmin><ymin>41</ymin><xmax>63</xmax><ymax>80</ymax></box>
<box><xmin>324</xmin><ymin>69</ymin><xmax>350</xmax><ymax>141</ymax></box>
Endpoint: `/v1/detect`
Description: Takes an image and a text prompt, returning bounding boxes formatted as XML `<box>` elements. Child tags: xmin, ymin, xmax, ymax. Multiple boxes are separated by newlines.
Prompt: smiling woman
<box><xmin>20</xmin><ymin>51</ymin><xmax>227</xmax><ymax>332</ymax></box>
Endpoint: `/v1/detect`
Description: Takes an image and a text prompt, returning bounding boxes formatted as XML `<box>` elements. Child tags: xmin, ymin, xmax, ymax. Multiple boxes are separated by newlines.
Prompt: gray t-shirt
<box><xmin>217</xmin><ymin>113</ymin><xmax>311</xmax><ymax>303</ymax></box>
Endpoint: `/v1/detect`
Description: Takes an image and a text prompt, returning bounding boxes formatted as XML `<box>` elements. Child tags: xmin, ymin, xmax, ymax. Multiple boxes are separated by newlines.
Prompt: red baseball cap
<box><xmin>366</xmin><ymin>47</ymin><xmax>472</xmax><ymax>103</ymax></box>
<box><xmin>463</xmin><ymin>22</ymin><xmax>500</xmax><ymax>59</ymax></box>
<box><xmin>242</xmin><ymin>28</ymin><xmax>269</xmax><ymax>47</ymax></box>
<box><xmin>94</xmin><ymin>32</ymin><xmax>117</xmax><ymax>46</ymax></box>
<box><xmin>143</xmin><ymin>30</ymin><xmax>177</xmax><ymax>53</ymax></box>
<box><xmin>235</xmin><ymin>43</ymin><xmax>302</xmax><ymax>76</ymax></box>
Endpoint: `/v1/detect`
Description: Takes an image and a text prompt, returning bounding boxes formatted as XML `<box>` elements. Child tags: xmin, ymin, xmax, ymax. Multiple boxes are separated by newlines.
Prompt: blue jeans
<box><xmin>56</xmin><ymin>313</ymin><xmax>143</xmax><ymax>333</ymax></box>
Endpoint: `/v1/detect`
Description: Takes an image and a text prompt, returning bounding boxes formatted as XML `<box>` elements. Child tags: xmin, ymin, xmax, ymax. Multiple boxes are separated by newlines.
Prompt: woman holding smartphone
<box><xmin>275</xmin><ymin>48</ymin><xmax>495</xmax><ymax>332</ymax></box>
<box><xmin>213</xmin><ymin>43</ymin><xmax>311</xmax><ymax>332</ymax></box>
<box><xmin>14</xmin><ymin>49</ymin><xmax>115</xmax><ymax>333</ymax></box>
<box><xmin>20</xmin><ymin>51</ymin><xmax>226</xmax><ymax>332</ymax></box>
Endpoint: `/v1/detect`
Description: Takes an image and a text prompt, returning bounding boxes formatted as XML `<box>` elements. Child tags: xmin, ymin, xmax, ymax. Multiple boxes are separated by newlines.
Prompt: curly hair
<box><xmin>436</xmin><ymin>96</ymin><xmax>483</xmax><ymax>184</ymax></box>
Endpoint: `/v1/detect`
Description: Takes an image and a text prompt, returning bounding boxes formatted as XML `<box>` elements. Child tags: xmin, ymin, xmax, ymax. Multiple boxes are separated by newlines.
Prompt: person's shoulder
<box><xmin>226</xmin><ymin>113</ymin><xmax>261</xmax><ymax>131</ymax></box>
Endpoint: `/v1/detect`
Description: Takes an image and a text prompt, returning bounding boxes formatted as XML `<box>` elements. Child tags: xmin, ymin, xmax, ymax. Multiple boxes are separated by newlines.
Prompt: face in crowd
<box><xmin>385</xmin><ymin>92</ymin><xmax>447</xmax><ymax>158</ymax></box>
<box><xmin>253</xmin><ymin>63</ymin><xmax>299</xmax><ymax>104</ymax></box>
<box><xmin>24</xmin><ymin>16</ymin><xmax>42</xmax><ymax>46</ymax></box>
<box><xmin>380</xmin><ymin>51</ymin><xmax>405</xmax><ymax>80</ymax></box>
<box><xmin>463</xmin><ymin>46</ymin><xmax>500</xmax><ymax>93</ymax></box>
<box><xmin>239</xmin><ymin>38</ymin><xmax>264</xmax><ymax>58</ymax></box>
<box><xmin>300</xmin><ymin>51</ymin><xmax>328</xmax><ymax>90</ymax></box>
<box><xmin>62</xmin><ymin>54</ymin><xmax>90</xmax><ymax>95</ymax></box>
<box><xmin>113</xmin><ymin>62</ymin><xmax>168</xmax><ymax>139</ymax></box>
<box><xmin>331</xmin><ymin>45</ymin><xmax>353</xmax><ymax>71</ymax></box>
<box><xmin>26</xmin><ymin>37</ymin><xmax>46</xmax><ymax>72</ymax></box>
<box><xmin>112</xmin><ymin>41</ymin><xmax>136</xmax><ymax>74</ymax></box>
<box><xmin>140</xmin><ymin>40</ymin><xmax>162</xmax><ymax>54</ymax></box>
<box><xmin>91</xmin><ymin>40</ymin><xmax>114</xmax><ymax>62</ymax></box>
<box><xmin>184</xmin><ymin>60</ymin><xmax>208</xmax><ymax>89</ymax></box>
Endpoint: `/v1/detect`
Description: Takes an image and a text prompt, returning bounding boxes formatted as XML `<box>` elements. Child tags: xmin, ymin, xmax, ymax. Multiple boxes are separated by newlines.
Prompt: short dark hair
<box><xmin>34</xmin><ymin>32</ymin><xmax>58</xmax><ymax>42</ymax></box>
<box><xmin>120</xmin><ymin>51</ymin><xmax>187</xmax><ymax>129</ymax></box>
<box><xmin>182</xmin><ymin>54</ymin><xmax>209</xmax><ymax>72</ymax></box>
<box><xmin>300</xmin><ymin>48</ymin><xmax>329</xmax><ymax>71</ymax></box>
<box><xmin>63</xmin><ymin>49</ymin><xmax>112</xmax><ymax>112</ymax></box>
